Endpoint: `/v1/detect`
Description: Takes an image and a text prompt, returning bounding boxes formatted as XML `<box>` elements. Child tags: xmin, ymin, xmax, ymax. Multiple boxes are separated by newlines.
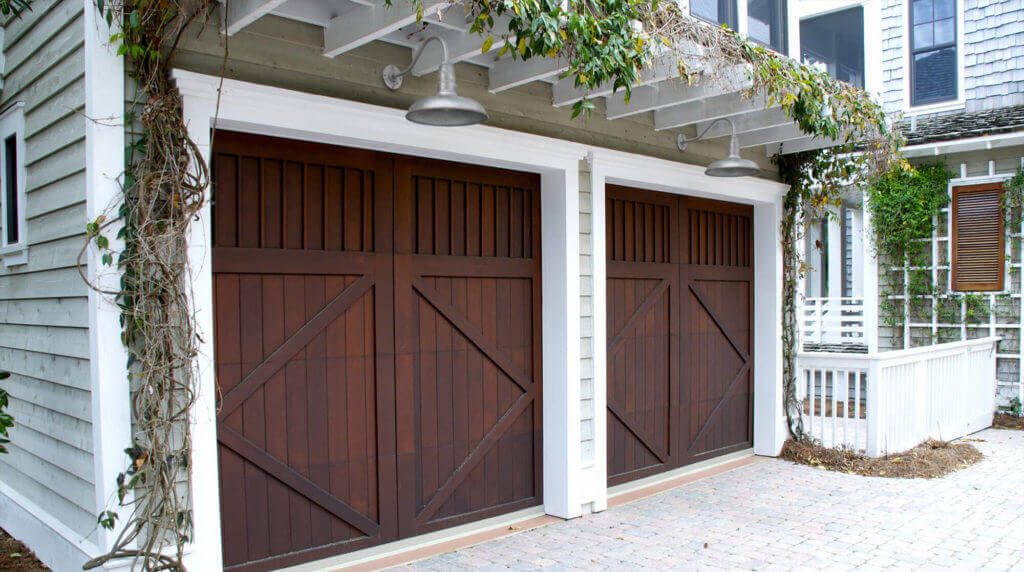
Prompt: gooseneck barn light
<box><xmin>382</xmin><ymin>35</ymin><xmax>488</xmax><ymax>127</ymax></box>
<box><xmin>676</xmin><ymin>117</ymin><xmax>761</xmax><ymax>178</ymax></box>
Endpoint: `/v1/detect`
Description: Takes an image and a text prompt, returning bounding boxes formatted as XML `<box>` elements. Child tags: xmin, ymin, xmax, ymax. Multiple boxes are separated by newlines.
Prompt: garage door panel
<box><xmin>216</xmin><ymin>273</ymin><xmax>388</xmax><ymax>568</ymax></box>
<box><xmin>607</xmin><ymin>186</ymin><xmax>752</xmax><ymax>484</ymax></box>
<box><xmin>605</xmin><ymin>187</ymin><xmax>681</xmax><ymax>483</ymax></box>
<box><xmin>399</xmin><ymin>277</ymin><xmax>538</xmax><ymax>534</ymax></box>
<box><xmin>212</xmin><ymin>133</ymin><xmax>382</xmax><ymax>253</ymax></box>
<box><xmin>398</xmin><ymin>169</ymin><xmax>536</xmax><ymax>260</ymax></box>
<box><xmin>215</xmin><ymin>134</ymin><xmax>540</xmax><ymax>568</ymax></box>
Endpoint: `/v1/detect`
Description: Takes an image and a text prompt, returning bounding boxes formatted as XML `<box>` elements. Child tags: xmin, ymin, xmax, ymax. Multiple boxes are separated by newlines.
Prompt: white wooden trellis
<box><xmin>882</xmin><ymin>156</ymin><xmax>1024</xmax><ymax>405</ymax></box>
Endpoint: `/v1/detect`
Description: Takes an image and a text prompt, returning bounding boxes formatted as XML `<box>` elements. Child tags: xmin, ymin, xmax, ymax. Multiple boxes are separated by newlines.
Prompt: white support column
<box><xmin>827</xmin><ymin>210</ymin><xmax>843</xmax><ymax>300</ymax></box>
<box><xmin>804</xmin><ymin>220</ymin><xmax>823</xmax><ymax>297</ymax></box>
<box><xmin>587</xmin><ymin>154</ymin><xmax>608</xmax><ymax>513</ymax></box>
<box><xmin>865</xmin><ymin>358</ymin><xmax>883</xmax><ymax>457</ymax></box>
<box><xmin>862</xmin><ymin>193</ymin><xmax>879</xmax><ymax>353</ymax></box>
<box><xmin>753</xmin><ymin>197</ymin><xmax>786</xmax><ymax>457</ymax></box>
<box><xmin>177</xmin><ymin>88</ymin><xmax>223</xmax><ymax>571</ymax></box>
<box><xmin>541</xmin><ymin>162</ymin><xmax>584</xmax><ymax>520</ymax></box>
<box><xmin>851</xmin><ymin>207</ymin><xmax>865</xmax><ymax>298</ymax></box>
<box><xmin>84</xmin><ymin>0</ymin><xmax>131</xmax><ymax>555</ymax></box>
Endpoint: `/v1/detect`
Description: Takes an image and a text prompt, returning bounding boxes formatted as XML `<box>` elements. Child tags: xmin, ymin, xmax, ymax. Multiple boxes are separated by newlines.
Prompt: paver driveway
<box><xmin>397</xmin><ymin>428</ymin><xmax>1024</xmax><ymax>570</ymax></box>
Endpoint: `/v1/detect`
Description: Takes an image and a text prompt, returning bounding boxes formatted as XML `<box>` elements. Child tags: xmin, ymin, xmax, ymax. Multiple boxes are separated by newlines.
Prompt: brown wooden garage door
<box><xmin>211</xmin><ymin>132</ymin><xmax>542</xmax><ymax>570</ymax></box>
<box><xmin>606</xmin><ymin>185</ymin><xmax>753</xmax><ymax>485</ymax></box>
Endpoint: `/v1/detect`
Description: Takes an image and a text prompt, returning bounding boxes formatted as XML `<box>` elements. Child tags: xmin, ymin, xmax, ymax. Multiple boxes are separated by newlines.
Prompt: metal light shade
<box><xmin>383</xmin><ymin>37</ymin><xmax>488</xmax><ymax>127</ymax></box>
<box><xmin>704</xmin><ymin>134</ymin><xmax>760</xmax><ymax>178</ymax></box>
<box><xmin>405</xmin><ymin>64</ymin><xmax>488</xmax><ymax>126</ymax></box>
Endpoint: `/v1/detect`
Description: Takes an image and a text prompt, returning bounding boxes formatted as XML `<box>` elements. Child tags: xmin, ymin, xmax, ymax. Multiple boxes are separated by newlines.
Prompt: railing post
<box><xmin>865</xmin><ymin>357</ymin><xmax>883</xmax><ymax>456</ymax></box>
<box><xmin>861</xmin><ymin>199</ymin><xmax>879</xmax><ymax>353</ymax></box>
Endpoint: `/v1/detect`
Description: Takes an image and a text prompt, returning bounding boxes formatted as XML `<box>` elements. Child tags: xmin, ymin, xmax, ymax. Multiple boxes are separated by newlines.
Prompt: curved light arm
<box><xmin>383</xmin><ymin>36</ymin><xmax>450</xmax><ymax>89</ymax></box>
<box><xmin>676</xmin><ymin>116</ymin><xmax>737</xmax><ymax>151</ymax></box>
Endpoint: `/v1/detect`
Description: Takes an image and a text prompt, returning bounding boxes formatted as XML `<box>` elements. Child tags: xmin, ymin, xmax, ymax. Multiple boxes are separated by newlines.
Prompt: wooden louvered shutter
<box><xmin>951</xmin><ymin>183</ymin><xmax>1005</xmax><ymax>291</ymax></box>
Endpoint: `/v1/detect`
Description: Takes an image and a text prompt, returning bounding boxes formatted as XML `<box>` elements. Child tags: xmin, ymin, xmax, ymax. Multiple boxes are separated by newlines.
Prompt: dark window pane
<box><xmin>914</xmin><ymin>22</ymin><xmax>933</xmax><ymax>48</ymax></box>
<box><xmin>934</xmin><ymin>17</ymin><xmax>954</xmax><ymax>44</ymax></box>
<box><xmin>692</xmin><ymin>0</ymin><xmax>736</xmax><ymax>27</ymax></box>
<box><xmin>910</xmin><ymin>0</ymin><xmax>957</xmax><ymax>105</ymax></box>
<box><xmin>799</xmin><ymin>7</ymin><xmax>864</xmax><ymax>88</ymax></box>
<box><xmin>913</xmin><ymin>46</ymin><xmax>957</xmax><ymax>104</ymax></box>
<box><xmin>748</xmin><ymin>0</ymin><xmax>787</xmax><ymax>52</ymax></box>
<box><xmin>5</xmin><ymin>135</ymin><xmax>17</xmax><ymax>245</ymax></box>
<box><xmin>913</xmin><ymin>0</ymin><xmax>933</xmax><ymax>23</ymax></box>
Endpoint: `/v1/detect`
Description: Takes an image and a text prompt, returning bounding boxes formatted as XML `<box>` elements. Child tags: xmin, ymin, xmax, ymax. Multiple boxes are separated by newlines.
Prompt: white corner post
<box><xmin>176</xmin><ymin>84</ymin><xmax>223</xmax><ymax>570</ymax></box>
<box><xmin>84</xmin><ymin>0</ymin><xmax>131</xmax><ymax>556</ymax></box>
<box><xmin>585</xmin><ymin>153</ymin><xmax>608</xmax><ymax>513</ymax></box>
<box><xmin>541</xmin><ymin>161</ymin><xmax>585</xmax><ymax>520</ymax></box>
<box><xmin>850</xmin><ymin>207</ymin><xmax>865</xmax><ymax>298</ymax></box>
<box><xmin>753</xmin><ymin>196</ymin><xmax>786</xmax><ymax>457</ymax></box>
<box><xmin>861</xmin><ymin>192</ymin><xmax>879</xmax><ymax>353</ymax></box>
<box><xmin>826</xmin><ymin>210</ymin><xmax>843</xmax><ymax>299</ymax></box>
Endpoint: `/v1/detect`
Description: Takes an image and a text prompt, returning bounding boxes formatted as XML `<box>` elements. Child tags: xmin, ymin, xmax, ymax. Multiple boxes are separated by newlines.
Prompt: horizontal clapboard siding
<box><xmin>0</xmin><ymin>0</ymin><xmax>95</xmax><ymax>541</ymax></box>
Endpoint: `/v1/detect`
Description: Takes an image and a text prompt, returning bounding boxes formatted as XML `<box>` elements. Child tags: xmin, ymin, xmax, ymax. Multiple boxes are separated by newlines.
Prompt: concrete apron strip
<box><xmin>283</xmin><ymin>506</ymin><xmax>555</xmax><ymax>572</ymax></box>
<box><xmin>608</xmin><ymin>449</ymin><xmax>763</xmax><ymax>508</ymax></box>
<box><xmin>291</xmin><ymin>451</ymin><xmax>764</xmax><ymax>571</ymax></box>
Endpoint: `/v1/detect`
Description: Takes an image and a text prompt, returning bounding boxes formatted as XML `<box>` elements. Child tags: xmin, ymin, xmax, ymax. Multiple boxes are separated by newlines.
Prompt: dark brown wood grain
<box><xmin>951</xmin><ymin>182</ymin><xmax>1004</xmax><ymax>292</ymax></box>
<box><xmin>606</xmin><ymin>187</ymin><xmax>754</xmax><ymax>485</ymax></box>
<box><xmin>212</xmin><ymin>132</ymin><xmax>541</xmax><ymax>570</ymax></box>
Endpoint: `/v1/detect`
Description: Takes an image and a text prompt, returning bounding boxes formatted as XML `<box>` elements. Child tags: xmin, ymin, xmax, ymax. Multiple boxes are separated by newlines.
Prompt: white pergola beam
<box><xmin>654</xmin><ymin>91</ymin><xmax>767</xmax><ymax>131</ymax></box>
<box><xmin>324</xmin><ymin>0</ymin><xmax>446</xmax><ymax>58</ymax></box>
<box><xmin>488</xmin><ymin>57</ymin><xmax>566</xmax><ymax>93</ymax></box>
<box><xmin>737</xmin><ymin>123</ymin><xmax>808</xmax><ymax>148</ymax></box>
<box><xmin>552</xmin><ymin>53</ymin><xmax>681</xmax><ymax>107</ymax></box>
<box><xmin>779</xmin><ymin>135</ymin><xmax>839</xmax><ymax>154</ymax></box>
<box><xmin>421</xmin><ymin>9</ymin><xmax>471</xmax><ymax>31</ymax></box>
<box><xmin>270</xmin><ymin>0</ymin><xmax>339</xmax><ymax>26</ymax></box>
<box><xmin>696</xmin><ymin>107</ymin><xmax>792</xmax><ymax>138</ymax></box>
<box><xmin>605</xmin><ymin>83</ymin><xmax>724</xmax><ymax>120</ymax></box>
<box><xmin>224</xmin><ymin>0</ymin><xmax>289</xmax><ymax>35</ymax></box>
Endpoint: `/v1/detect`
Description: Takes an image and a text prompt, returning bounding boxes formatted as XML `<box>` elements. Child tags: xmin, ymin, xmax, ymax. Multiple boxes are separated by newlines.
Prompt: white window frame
<box><xmin>0</xmin><ymin>101</ymin><xmax>27</xmax><ymax>267</ymax></box>
<box><xmin>902</xmin><ymin>0</ymin><xmax>966</xmax><ymax>115</ymax></box>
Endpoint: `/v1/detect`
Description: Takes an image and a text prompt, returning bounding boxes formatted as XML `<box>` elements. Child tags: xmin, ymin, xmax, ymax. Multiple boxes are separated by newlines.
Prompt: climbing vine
<box><xmin>1002</xmin><ymin>166</ymin><xmax>1024</xmax><ymax>225</ymax></box>
<box><xmin>865</xmin><ymin>162</ymin><xmax>953</xmax><ymax>343</ymax></box>
<box><xmin>77</xmin><ymin>1</ymin><xmax>220</xmax><ymax>570</ymax></box>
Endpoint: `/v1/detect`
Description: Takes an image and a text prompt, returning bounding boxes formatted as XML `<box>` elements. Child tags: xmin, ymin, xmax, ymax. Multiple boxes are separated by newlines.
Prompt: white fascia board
<box><xmin>900</xmin><ymin>131</ymin><xmax>1024</xmax><ymax>158</ymax></box>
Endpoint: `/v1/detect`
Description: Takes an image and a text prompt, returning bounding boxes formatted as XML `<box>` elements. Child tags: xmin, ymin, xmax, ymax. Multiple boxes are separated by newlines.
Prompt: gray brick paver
<box><xmin>402</xmin><ymin>429</ymin><xmax>1024</xmax><ymax>570</ymax></box>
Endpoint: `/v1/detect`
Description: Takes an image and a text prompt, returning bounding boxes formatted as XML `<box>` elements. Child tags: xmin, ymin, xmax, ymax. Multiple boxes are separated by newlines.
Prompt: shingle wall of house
<box><xmin>0</xmin><ymin>0</ymin><xmax>96</xmax><ymax>540</ymax></box>
<box><xmin>962</xmin><ymin>0</ymin><xmax>1024</xmax><ymax>111</ymax></box>
<box><xmin>877</xmin><ymin>145</ymin><xmax>1024</xmax><ymax>406</ymax></box>
<box><xmin>880</xmin><ymin>0</ymin><xmax>1024</xmax><ymax>115</ymax></box>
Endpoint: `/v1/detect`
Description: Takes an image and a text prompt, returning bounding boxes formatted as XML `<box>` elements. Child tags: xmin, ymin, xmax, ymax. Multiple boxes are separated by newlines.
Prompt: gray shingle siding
<box><xmin>882</xmin><ymin>0</ymin><xmax>1024</xmax><ymax>116</ymax></box>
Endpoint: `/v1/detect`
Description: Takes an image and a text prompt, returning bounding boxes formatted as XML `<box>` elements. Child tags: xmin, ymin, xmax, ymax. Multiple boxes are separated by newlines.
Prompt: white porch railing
<box><xmin>796</xmin><ymin>337</ymin><xmax>998</xmax><ymax>456</ymax></box>
<box><xmin>800</xmin><ymin>297</ymin><xmax>866</xmax><ymax>348</ymax></box>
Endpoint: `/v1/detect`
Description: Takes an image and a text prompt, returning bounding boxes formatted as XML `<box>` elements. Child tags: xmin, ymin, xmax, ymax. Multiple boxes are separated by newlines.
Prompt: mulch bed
<box><xmin>993</xmin><ymin>413</ymin><xmax>1024</xmax><ymax>430</ymax></box>
<box><xmin>0</xmin><ymin>527</ymin><xmax>48</xmax><ymax>571</ymax></box>
<box><xmin>780</xmin><ymin>438</ymin><xmax>983</xmax><ymax>479</ymax></box>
